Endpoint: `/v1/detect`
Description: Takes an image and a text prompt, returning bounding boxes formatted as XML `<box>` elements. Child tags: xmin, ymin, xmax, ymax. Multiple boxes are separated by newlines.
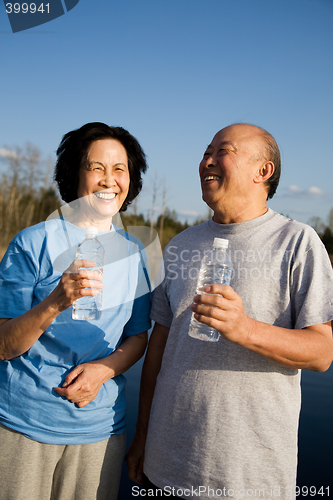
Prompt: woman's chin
<box><xmin>79</xmin><ymin>198</ymin><xmax>122</xmax><ymax>220</ymax></box>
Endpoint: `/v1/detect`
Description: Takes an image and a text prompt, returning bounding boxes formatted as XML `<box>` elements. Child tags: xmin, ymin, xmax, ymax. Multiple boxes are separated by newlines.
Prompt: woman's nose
<box><xmin>101</xmin><ymin>170</ymin><xmax>116</xmax><ymax>187</ymax></box>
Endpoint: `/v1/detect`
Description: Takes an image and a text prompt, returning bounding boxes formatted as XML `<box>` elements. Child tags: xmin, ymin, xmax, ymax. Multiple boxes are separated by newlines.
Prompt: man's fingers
<box><xmin>126</xmin><ymin>458</ymin><xmax>144</xmax><ymax>485</ymax></box>
<box><xmin>203</xmin><ymin>284</ymin><xmax>235</xmax><ymax>297</ymax></box>
<box><xmin>193</xmin><ymin>294</ymin><xmax>224</xmax><ymax>308</ymax></box>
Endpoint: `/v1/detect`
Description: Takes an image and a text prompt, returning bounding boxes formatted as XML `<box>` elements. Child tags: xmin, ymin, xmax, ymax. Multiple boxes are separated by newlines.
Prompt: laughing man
<box><xmin>126</xmin><ymin>124</ymin><xmax>333</xmax><ymax>499</ymax></box>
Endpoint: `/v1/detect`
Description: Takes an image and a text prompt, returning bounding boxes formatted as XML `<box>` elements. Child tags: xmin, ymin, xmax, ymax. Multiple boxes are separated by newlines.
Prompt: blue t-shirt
<box><xmin>0</xmin><ymin>218</ymin><xmax>151</xmax><ymax>444</ymax></box>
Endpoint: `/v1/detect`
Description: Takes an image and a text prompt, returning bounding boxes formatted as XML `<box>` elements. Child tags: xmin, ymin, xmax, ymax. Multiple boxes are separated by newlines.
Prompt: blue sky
<box><xmin>0</xmin><ymin>0</ymin><xmax>332</xmax><ymax>225</ymax></box>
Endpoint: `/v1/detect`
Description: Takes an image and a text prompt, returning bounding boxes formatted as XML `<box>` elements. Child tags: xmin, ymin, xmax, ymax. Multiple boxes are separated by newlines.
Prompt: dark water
<box><xmin>118</xmin><ymin>361</ymin><xmax>333</xmax><ymax>499</ymax></box>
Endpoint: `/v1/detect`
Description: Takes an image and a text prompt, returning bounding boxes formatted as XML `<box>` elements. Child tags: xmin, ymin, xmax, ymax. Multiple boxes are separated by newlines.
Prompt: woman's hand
<box><xmin>53</xmin><ymin>360</ymin><xmax>112</xmax><ymax>408</ymax></box>
<box><xmin>54</xmin><ymin>332</ymin><xmax>148</xmax><ymax>408</ymax></box>
<box><xmin>49</xmin><ymin>259</ymin><xmax>104</xmax><ymax>313</ymax></box>
<box><xmin>0</xmin><ymin>259</ymin><xmax>104</xmax><ymax>361</ymax></box>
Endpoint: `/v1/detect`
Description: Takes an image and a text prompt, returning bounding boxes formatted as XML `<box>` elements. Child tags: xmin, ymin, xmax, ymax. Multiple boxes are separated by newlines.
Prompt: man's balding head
<box><xmin>215</xmin><ymin>123</ymin><xmax>281</xmax><ymax>199</ymax></box>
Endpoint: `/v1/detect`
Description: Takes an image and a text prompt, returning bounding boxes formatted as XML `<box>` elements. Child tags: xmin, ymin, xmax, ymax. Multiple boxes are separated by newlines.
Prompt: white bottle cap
<box><xmin>213</xmin><ymin>238</ymin><xmax>229</xmax><ymax>248</ymax></box>
<box><xmin>85</xmin><ymin>226</ymin><xmax>99</xmax><ymax>238</ymax></box>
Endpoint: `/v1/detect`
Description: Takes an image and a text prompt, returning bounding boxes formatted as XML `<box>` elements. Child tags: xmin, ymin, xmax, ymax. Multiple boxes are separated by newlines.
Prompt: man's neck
<box><xmin>212</xmin><ymin>201</ymin><xmax>268</xmax><ymax>225</ymax></box>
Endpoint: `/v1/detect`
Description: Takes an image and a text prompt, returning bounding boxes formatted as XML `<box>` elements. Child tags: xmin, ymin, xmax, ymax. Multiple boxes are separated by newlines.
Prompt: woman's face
<box><xmin>77</xmin><ymin>139</ymin><xmax>130</xmax><ymax>224</ymax></box>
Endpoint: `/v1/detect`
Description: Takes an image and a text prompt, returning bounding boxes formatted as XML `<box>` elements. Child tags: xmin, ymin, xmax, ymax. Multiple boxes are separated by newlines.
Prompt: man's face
<box><xmin>199</xmin><ymin>124</ymin><xmax>266</xmax><ymax>211</ymax></box>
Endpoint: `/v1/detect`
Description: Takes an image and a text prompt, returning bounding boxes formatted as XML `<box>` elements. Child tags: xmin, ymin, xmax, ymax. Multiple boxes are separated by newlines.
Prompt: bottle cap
<box><xmin>213</xmin><ymin>238</ymin><xmax>229</xmax><ymax>249</ymax></box>
<box><xmin>85</xmin><ymin>226</ymin><xmax>99</xmax><ymax>238</ymax></box>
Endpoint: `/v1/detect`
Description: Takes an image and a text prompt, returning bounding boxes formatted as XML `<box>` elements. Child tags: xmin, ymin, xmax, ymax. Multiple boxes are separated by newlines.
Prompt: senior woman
<box><xmin>0</xmin><ymin>123</ymin><xmax>151</xmax><ymax>500</ymax></box>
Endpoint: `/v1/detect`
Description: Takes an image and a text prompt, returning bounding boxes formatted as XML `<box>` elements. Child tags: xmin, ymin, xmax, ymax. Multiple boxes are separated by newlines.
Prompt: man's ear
<box><xmin>254</xmin><ymin>161</ymin><xmax>275</xmax><ymax>184</ymax></box>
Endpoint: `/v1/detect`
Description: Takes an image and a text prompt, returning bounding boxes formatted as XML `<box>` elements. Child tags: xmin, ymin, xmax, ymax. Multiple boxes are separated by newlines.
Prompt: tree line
<box><xmin>0</xmin><ymin>144</ymin><xmax>208</xmax><ymax>258</ymax></box>
<box><xmin>0</xmin><ymin>143</ymin><xmax>332</xmax><ymax>262</ymax></box>
<box><xmin>308</xmin><ymin>212</ymin><xmax>333</xmax><ymax>263</ymax></box>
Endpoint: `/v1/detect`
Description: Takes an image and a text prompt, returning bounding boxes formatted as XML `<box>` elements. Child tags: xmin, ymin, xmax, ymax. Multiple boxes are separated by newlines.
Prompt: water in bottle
<box><xmin>72</xmin><ymin>226</ymin><xmax>105</xmax><ymax>321</ymax></box>
<box><xmin>189</xmin><ymin>238</ymin><xmax>232</xmax><ymax>342</ymax></box>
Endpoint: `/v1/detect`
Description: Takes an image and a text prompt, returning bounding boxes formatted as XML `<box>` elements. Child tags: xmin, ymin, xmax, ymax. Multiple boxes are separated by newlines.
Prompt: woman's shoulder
<box><xmin>11</xmin><ymin>219</ymin><xmax>62</xmax><ymax>248</ymax></box>
<box><xmin>113</xmin><ymin>225</ymin><xmax>147</xmax><ymax>253</ymax></box>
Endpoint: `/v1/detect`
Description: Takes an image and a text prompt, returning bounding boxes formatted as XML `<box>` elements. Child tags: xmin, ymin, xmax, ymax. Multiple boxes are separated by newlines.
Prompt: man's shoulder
<box><xmin>266</xmin><ymin>210</ymin><xmax>319</xmax><ymax>240</ymax></box>
<box><xmin>165</xmin><ymin>221</ymin><xmax>209</xmax><ymax>248</ymax></box>
<box><xmin>265</xmin><ymin>211</ymin><xmax>326</xmax><ymax>262</ymax></box>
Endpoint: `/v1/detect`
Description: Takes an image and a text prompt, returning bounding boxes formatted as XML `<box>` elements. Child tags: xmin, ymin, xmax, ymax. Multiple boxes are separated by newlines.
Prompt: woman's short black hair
<box><xmin>54</xmin><ymin>122</ymin><xmax>147</xmax><ymax>212</ymax></box>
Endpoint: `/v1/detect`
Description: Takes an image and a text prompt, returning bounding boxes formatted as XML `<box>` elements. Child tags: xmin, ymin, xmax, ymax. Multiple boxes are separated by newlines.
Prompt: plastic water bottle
<box><xmin>188</xmin><ymin>238</ymin><xmax>233</xmax><ymax>342</ymax></box>
<box><xmin>72</xmin><ymin>227</ymin><xmax>105</xmax><ymax>321</ymax></box>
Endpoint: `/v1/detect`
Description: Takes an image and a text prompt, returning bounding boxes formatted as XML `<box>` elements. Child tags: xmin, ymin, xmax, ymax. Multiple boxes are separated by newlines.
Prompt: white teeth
<box><xmin>95</xmin><ymin>192</ymin><xmax>116</xmax><ymax>200</ymax></box>
<box><xmin>204</xmin><ymin>175</ymin><xmax>220</xmax><ymax>181</ymax></box>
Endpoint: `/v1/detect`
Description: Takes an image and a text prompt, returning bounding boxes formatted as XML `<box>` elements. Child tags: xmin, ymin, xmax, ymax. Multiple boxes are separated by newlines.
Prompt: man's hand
<box><xmin>191</xmin><ymin>284</ymin><xmax>254</xmax><ymax>345</ymax></box>
<box><xmin>126</xmin><ymin>431</ymin><xmax>147</xmax><ymax>484</ymax></box>
<box><xmin>54</xmin><ymin>360</ymin><xmax>112</xmax><ymax>408</ymax></box>
<box><xmin>191</xmin><ymin>285</ymin><xmax>333</xmax><ymax>371</ymax></box>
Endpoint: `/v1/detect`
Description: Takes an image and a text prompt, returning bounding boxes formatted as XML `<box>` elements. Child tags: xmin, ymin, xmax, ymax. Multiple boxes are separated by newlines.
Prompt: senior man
<box><xmin>126</xmin><ymin>124</ymin><xmax>333</xmax><ymax>499</ymax></box>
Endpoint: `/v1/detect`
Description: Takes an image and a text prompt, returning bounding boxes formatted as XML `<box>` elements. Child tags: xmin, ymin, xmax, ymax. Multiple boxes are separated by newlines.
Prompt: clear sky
<box><xmin>0</xmin><ymin>0</ymin><xmax>332</xmax><ymax>225</ymax></box>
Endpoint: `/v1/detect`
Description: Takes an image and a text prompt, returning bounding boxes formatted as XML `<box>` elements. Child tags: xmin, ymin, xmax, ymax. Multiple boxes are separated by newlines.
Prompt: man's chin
<box><xmin>202</xmin><ymin>193</ymin><xmax>218</xmax><ymax>211</ymax></box>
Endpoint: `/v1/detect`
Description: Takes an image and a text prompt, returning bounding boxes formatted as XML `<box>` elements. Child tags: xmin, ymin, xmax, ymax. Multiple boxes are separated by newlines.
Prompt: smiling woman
<box><xmin>72</xmin><ymin>138</ymin><xmax>130</xmax><ymax>231</ymax></box>
<box><xmin>0</xmin><ymin>123</ymin><xmax>151</xmax><ymax>500</ymax></box>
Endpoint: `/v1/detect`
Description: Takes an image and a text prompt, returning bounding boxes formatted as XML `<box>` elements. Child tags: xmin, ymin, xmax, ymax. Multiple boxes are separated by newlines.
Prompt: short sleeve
<box><xmin>0</xmin><ymin>240</ymin><xmax>38</xmax><ymax>318</ymax></box>
<box><xmin>123</xmin><ymin>248</ymin><xmax>152</xmax><ymax>336</ymax></box>
<box><xmin>150</xmin><ymin>258</ymin><xmax>173</xmax><ymax>329</ymax></box>
<box><xmin>291</xmin><ymin>236</ymin><xmax>333</xmax><ymax>329</ymax></box>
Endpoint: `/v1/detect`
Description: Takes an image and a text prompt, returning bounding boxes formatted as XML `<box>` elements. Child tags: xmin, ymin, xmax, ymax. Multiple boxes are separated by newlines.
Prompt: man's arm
<box><xmin>126</xmin><ymin>322</ymin><xmax>169</xmax><ymax>484</ymax></box>
<box><xmin>191</xmin><ymin>285</ymin><xmax>333</xmax><ymax>372</ymax></box>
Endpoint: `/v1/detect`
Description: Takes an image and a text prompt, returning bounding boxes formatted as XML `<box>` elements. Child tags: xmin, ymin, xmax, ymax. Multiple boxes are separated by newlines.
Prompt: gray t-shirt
<box><xmin>144</xmin><ymin>209</ymin><xmax>333</xmax><ymax>499</ymax></box>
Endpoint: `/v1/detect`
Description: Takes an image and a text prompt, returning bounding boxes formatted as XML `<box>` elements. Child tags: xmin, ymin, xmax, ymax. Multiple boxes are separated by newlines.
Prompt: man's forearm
<box><xmin>126</xmin><ymin>322</ymin><xmax>169</xmax><ymax>484</ymax></box>
<box><xmin>136</xmin><ymin>323</ymin><xmax>169</xmax><ymax>436</ymax></box>
<box><xmin>241</xmin><ymin>319</ymin><xmax>333</xmax><ymax>372</ymax></box>
<box><xmin>192</xmin><ymin>284</ymin><xmax>333</xmax><ymax>372</ymax></box>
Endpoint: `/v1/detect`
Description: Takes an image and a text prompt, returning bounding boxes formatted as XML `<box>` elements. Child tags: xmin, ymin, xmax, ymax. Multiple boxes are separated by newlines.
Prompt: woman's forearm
<box><xmin>54</xmin><ymin>331</ymin><xmax>149</xmax><ymax>407</ymax></box>
<box><xmin>0</xmin><ymin>259</ymin><xmax>104</xmax><ymax>360</ymax></box>
<box><xmin>93</xmin><ymin>331</ymin><xmax>149</xmax><ymax>380</ymax></box>
<box><xmin>0</xmin><ymin>294</ymin><xmax>61</xmax><ymax>360</ymax></box>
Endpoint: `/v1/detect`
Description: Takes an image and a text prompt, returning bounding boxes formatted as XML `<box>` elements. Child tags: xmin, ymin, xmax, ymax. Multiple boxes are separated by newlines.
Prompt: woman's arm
<box><xmin>54</xmin><ymin>331</ymin><xmax>148</xmax><ymax>407</ymax></box>
<box><xmin>0</xmin><ymin>259</ymin><xmax>103</xmax><ymax>360</ymax></box>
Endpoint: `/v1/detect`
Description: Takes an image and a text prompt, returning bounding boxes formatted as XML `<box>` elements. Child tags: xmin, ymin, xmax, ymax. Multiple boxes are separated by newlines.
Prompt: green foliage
<box><xmin>321</xmin><ymin>227</ymin><xmax>333</xmax><ymax>255</ymax></box>
<box><xmin>0</xmin><ymin>144</ymin><xmax>61</xmax><ymax>256</ymax></box>
<box><xmin>308</xmin><ymin>211</ymin><xmax>333</xmax><ymax>262</ymax></box>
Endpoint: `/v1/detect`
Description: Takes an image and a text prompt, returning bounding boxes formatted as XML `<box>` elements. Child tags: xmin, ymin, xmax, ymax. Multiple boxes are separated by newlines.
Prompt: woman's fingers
<box><xmin>50</xmin><ymin>259</ymin><xmax>104</xmax><ymax>311</ymax></box>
